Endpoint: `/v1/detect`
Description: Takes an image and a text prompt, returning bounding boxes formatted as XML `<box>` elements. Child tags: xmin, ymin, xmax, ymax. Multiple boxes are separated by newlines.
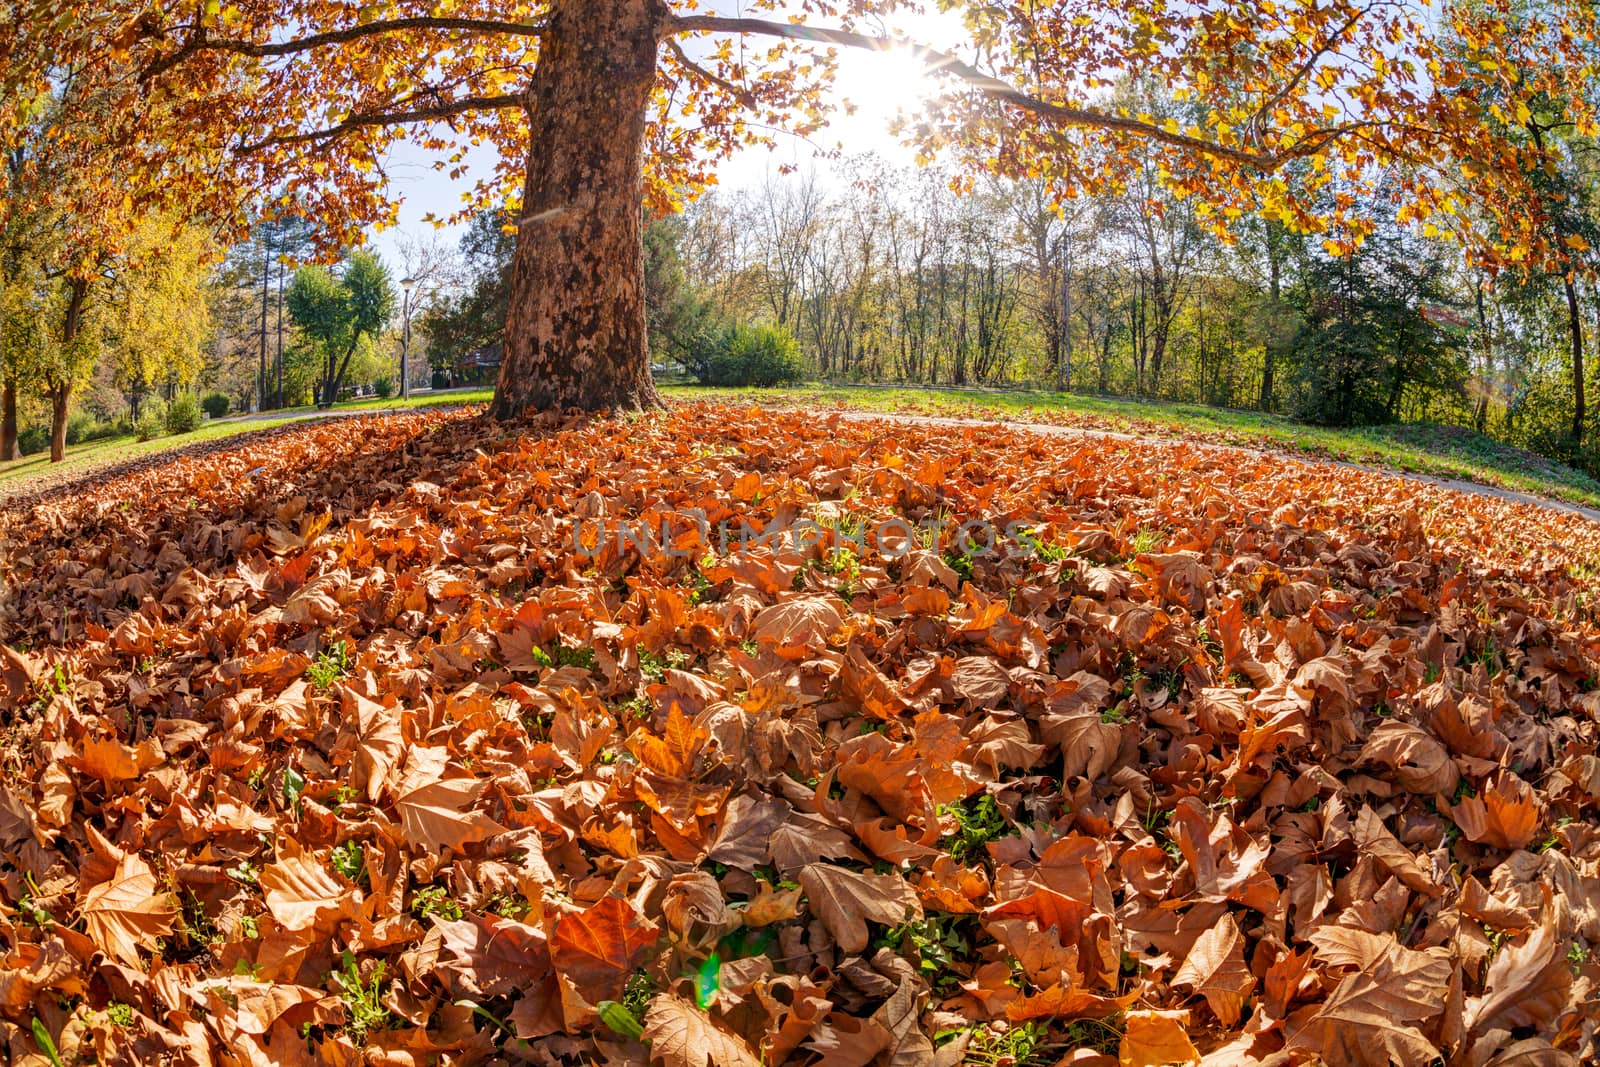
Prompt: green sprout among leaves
<box><xmin>411</xmin><ymin>885</ymin><xmax>463</xmax><ymax>922</ymax></box>
<box><xmin>329</xmin><ymin>841</ymin><xmax>367</xmax><ymax>887</ymax></box>
<box><xmin>939</xmin><ymin>794</ymin><xmax>1009</xmax><ymax>865</ymax></box>
<box><xmin>331</xmin><ymin>951</ymin><xmax>393</xmax><ymax>1042</ymax></box>
<box><xmin>306</xmin><ymin>641</ymin><xmax>352</xmax><ymax>689</ymax></box>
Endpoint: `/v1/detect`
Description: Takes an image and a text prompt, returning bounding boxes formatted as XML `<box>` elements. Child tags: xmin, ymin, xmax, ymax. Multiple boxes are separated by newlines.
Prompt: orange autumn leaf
<box><xmin>1119</xmin><ymin>1009</ymin><xmax>1199</xmax><ymax>1067</ymax></box>
<box><xmin>78</xmin><ymin>852</ymin><xmax>177</xmax><ymax>967</ymax></box>
<box><xmin>550</xmin><ymin>896</ymin><xmax>660</xmax><ymax>1003</ymax></box>
<box><xmin>1451</xmin><ymin>774</ymin><xmax>1543</xmax><ymax>851</ymax></box>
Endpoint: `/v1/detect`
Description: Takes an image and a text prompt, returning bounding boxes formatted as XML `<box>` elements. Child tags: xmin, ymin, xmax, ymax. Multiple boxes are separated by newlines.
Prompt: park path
<box><xmin>6</xmin><ymin>399</ymin><xmax>1599</xmax><ymax>526</ymax></box>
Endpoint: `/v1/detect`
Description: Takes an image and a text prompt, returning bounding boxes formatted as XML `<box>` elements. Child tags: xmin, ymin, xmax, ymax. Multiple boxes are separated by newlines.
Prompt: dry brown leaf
<box><xmin>1171</xmin><ymin>913</ymin><xmax>1255</xmax><ymax>1027</ymax></box>
<box><xmin>644</xmin><ymin>994</ymin><xmax>762</xmax><ymax>1067</ymax></box>
<box><xmin>79</xmin><ymin>851</ymin><xmax>178</xmax><ymax>966</ymax></box>
<box><xmin>396</xmin><ymin>776</ymin><xmax>507</xmax><ymax>852</ymax></box>
<box><xmin>260</xmin><ymin>841</ymin><xmax>357</xmax><ymax>932</ymax></box>
<box><xmin>797</xmin><ymin>864</ymin><xmax>922</xmax><ymax>954</ymax></box>
<box><xmin>550</xmin><ymin>895</ymin><xmax>660</xmax><ymax>1003</ymax></box>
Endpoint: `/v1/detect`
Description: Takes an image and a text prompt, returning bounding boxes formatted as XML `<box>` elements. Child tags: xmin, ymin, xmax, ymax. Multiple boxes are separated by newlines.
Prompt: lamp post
<box><xmin>400</xmin><ymin>276</ymin><xmax>416</xmax><ymax>400</ymax></box>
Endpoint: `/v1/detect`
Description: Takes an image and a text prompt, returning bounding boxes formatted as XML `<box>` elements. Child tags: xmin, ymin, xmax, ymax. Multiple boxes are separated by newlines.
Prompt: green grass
<box><xmin>0</xmin><ymin>415</ymin><xmax>309</xmax><ymax>494</ymax></box>
<box><xmin>664</xmin><ymin>383</ymin><xmax>1600</xmax><ymax>511</ymax></box>
<box><xmin>0</xmin><ymin>389</ymin><xmax>491</xmax><ymax>497</ymax></box>
<box><xmin>326</xmin><ymin>387</ymin><xmax>493</xmax><ymax>412</ymax></box>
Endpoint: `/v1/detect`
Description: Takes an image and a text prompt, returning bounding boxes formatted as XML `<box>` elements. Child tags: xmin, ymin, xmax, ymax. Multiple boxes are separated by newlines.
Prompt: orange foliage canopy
<box><xmin>1</xmin><ymin>0</ymin><xmax>1595</xmax><ymax>271</ymax></box>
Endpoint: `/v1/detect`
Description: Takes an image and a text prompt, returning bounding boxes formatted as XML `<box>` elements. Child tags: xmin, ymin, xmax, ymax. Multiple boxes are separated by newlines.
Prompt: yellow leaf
<box><xmin>1120</xmin><ymin>1009</ymin><xmax>1199</xmax><ymax>1067</ymax></box>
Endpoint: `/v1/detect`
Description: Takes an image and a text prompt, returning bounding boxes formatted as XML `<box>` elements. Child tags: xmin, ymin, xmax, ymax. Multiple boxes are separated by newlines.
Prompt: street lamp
<box><xmin>400</xmin><ymin>276</ymin><xmax>416</xmax><ymax>401</ymax></box>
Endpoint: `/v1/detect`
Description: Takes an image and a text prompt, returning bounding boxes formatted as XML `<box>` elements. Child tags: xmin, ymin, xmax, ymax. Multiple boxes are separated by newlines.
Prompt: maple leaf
<box><xmin>750</xmin><ymin>596</ymin><xmax>843</xmax><ymax>658</ymax></box>
<box><xmin>190</xmin><ymin>977</ymin><xmax>339</xmax><ymax>1037</ymax></box>
<box><xmin>1358</xmin><ymin>721</ymin><xmax>1459</xmax><ymax>796</ymax></box>
<box><xmin>1008</xmin><ymin>983</ymin><xmax>1138</xmax><ymax>1022</ymax></box>
<box><xmin>1286</xmin><ymin>932</ymin><xmax>1450</xmax><ymax>1067</ymax></box>
<box><xmin>71</xmin><ymin>735</ymin><xmax>164</xmax><ymax>783</ymax></box>
<box><xmin>797</xmin><ymin>864</ymin><xmax>922</xmax><ymax>955</ymax></box>
<box><xmin>871</xmin><ymin>979</ymin><xmax>934</xmax><ymax>1067</ymax></box>
<box><xmin>432</xmin><ymin>912</ymin><xmax>551</xmax><ymax>999</ymax></box>
<box><xmin>1171</xmin><ymin>913</ymin><xmax>1255</xmax><ymax>1027</ymax></box>
<box><xmin>1352</xmin><ymin>806</ymin><xmax>1443</xmax><ymax>898</ymax></box>
<box><xmin>260</xmin><ymin>841</ymin><xmax>358</xmax><ymax>932</ymax></box>
<box><xmin>631</xmin><ymin>701</ymin><xmax>707</xmax><ymax>779</ymax></box>
<box><xmin>78</xmin><ymin>851</ymin><xmax>178</xmax><ymax>966</ymax></box>
<box><xmin>705</xmin><ymin>794</ymin><xmax>789</xmax><ymax>870</ymax></box>
<box><xmin>0</xmin><ymin>940</ymin><xmax>80</xmax><ymax>1016</ymax></box>
<box><xmin>643</xmin><ymin>994</ymin><xmax>763</xmax><ymax>1067</ymax></box>
<box><xmin>345</xmin><ymin>686</ymin><xmax>403</xmax><ymax>803</ymax></box>
<box><xmin>1452</xmin><ymin>774</ymin><xmax>1543</xmax><ymax>850</ymax></box>
<box><xmin>1463</xmin><ymin>920</ymin><xmax>1574</xmax><ymax>1038</ymax></box>
<box><xmin>1119</xmin><ymin>1009</ymin><xmax>1199</xmax><ymax>1067</ymax></box>
<box><xmin>550</xmin><ymin>896</ymin><xmax>660</xmax><ymax>1003</ymax></box>
<box><xmin>396</xmin><ymin>776</ymin><xmax>507</xmax><ymax>853</ymax></box>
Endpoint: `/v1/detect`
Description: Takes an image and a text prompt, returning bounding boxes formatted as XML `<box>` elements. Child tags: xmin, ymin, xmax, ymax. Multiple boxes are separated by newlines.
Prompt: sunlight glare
<box><xmin>832</xmin><ymin>42</ymin><xmax>942</xmax><ymax>141</ymax></box>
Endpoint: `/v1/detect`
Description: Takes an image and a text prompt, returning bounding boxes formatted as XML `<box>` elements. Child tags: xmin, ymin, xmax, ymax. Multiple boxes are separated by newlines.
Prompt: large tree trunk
<box><xmin>0</xmin><ymin>380</ymin><xmax>15</xmax><ymax>462</ymax></box>
<box><xmin>490</xmin><ymin>0</ymin><xmax>664</xmax><ymax>418</ymax></box>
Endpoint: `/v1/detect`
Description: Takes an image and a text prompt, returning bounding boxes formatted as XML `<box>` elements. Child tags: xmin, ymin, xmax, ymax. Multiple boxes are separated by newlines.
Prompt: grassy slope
<box><xmin>664</xmin><ymin>383</ymin><xmax>1600</xmax><ymax>511</ymax></box>
<box><xmin>0</xmin><ymin>388</ymin><xmax>494</xmax><ymax>494</ymax></box>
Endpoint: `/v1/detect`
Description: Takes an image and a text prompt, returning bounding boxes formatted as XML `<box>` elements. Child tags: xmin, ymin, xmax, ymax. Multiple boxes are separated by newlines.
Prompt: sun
<box><xmin>832</xmin><ymin>41</ymin><xmax>944</xmax><ymax>139</ymax></box>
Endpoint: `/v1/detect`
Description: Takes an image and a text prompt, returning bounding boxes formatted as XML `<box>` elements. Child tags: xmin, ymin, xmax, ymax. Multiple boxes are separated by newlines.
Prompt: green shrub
<box><xmin>135</xmin><ymin>401</ymin><xmax>169</xmax><ymax>442</ymax></box>
<box><xmin>65</xmin><ymin>412</ymin><xmax>122</xmax><ymax>446</ymax></box>
<box><xmin>373</xmin><ymin>376</ymin><xmax>394</xmax><ymax>399</ymax></box>
<box><xmin>16</xmin><ymin>426</ymin><xmax>48</xmax><ymax>455</ymax></box>
<box><xmin>200</xmin><ymin>392</ymin><xmax>231</xmax><ymax>419</ymax></box>
<box><xmin>691</xmin><ymin>323</ymin><xmax>807</xmax><ymax>387</ymax></box>
<box><xmin>166</xmin><ymin>394</ymin><xmax>203</xmax><ymax>435</ymax></box>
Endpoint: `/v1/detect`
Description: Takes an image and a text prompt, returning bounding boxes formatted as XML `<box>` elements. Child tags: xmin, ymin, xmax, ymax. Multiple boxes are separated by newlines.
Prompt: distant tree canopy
<box><xmin>419</xmin><ymin>211</ymin><xmax>514</xmax><ymax>386</ymax></box>
<box><xmin>4</xmin><ymin>0</ymin><xmax>1596</xmax><ymax>419</ymax></box>
<box><xmin>286</xmin><ymin>250</ymin><xmax>395</xmax><ymax>407</ymax></box>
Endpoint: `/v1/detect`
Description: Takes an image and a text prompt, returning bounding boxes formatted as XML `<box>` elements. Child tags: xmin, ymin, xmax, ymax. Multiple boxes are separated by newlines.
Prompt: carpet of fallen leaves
<box><xmin>0</xmin><ymin>403</ymin><xmax>1598</xmax><ymax>1067</ymax></box>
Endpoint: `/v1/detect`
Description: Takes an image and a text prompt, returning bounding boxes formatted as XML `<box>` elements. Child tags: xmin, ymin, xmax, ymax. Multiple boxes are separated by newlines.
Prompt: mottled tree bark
<box><xmin>0</xmin><ymin>381</ymin><xmax>15</xmax><ymax>462</ymax></box>
<box><xmin>48</xmin><ymin>383</ymin><xmax>70</xmax><ymax>464</ymax></box>
<box><xmin>491</xmin><ymin>0</ymin><xmax>664</xmax><ymax>418</ymax></box>
<box><xmin>49</xmin><ymin>277</ymin><xmax>89</xmax><ymax>464</ymax></box>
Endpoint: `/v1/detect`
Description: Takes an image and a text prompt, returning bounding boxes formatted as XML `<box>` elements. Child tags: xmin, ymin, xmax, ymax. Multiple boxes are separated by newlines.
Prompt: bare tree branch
<box><xmin>669</xmin><ymin>14</ymin><xmax>1288</xmax><ymax>171</ymax></box>
<box><xmin>234</xmin><ymin>93</ymin><xmax>524</xmax><ymax>154</ymax></box>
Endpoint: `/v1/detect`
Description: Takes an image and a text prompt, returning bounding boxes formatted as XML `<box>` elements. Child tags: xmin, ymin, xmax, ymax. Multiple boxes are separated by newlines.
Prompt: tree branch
<box><xmin>670</xmin><ymin>14</ymin><xmax>1285</xmax><ymax>171</ymax></box>
<box><xmin>141</xmin><ymin>17</ymin><xmax>546</xmax><ymax>82</ymax></box>
<box><xmin>665</xmin><ymin>37</ymin><xmax>756</xmax><ymax>109</ymax></box>
<box><xmin>234</xmin><ymin>93</ymin><xmax>524</xmax><ymax>154</ymax></box>
<box><xmin>1245</xmin><ymin>3</ymin><xmax>1374</xmax><ymax>142</ymax></box>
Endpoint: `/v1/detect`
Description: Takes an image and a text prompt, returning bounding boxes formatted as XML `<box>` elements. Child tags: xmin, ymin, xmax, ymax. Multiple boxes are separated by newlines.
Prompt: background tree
<box><xmin>286</xmin><ymin>253</ymin><xmax>396</xmax><ymax>407</ymax></box>
<box><xmin>10</xmin><ymin>0</ymin><xmax>1596</xmax><ymax>418</ymax></box>
<box><xmin>419</xmin><ymin>211</ymin><xmax>515</xmax><ymax>387</ymax></box>
<box><xmin>103</xmin><ymin>218</ymin><xmax>214</xmax><ymax>419</ymax></box>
